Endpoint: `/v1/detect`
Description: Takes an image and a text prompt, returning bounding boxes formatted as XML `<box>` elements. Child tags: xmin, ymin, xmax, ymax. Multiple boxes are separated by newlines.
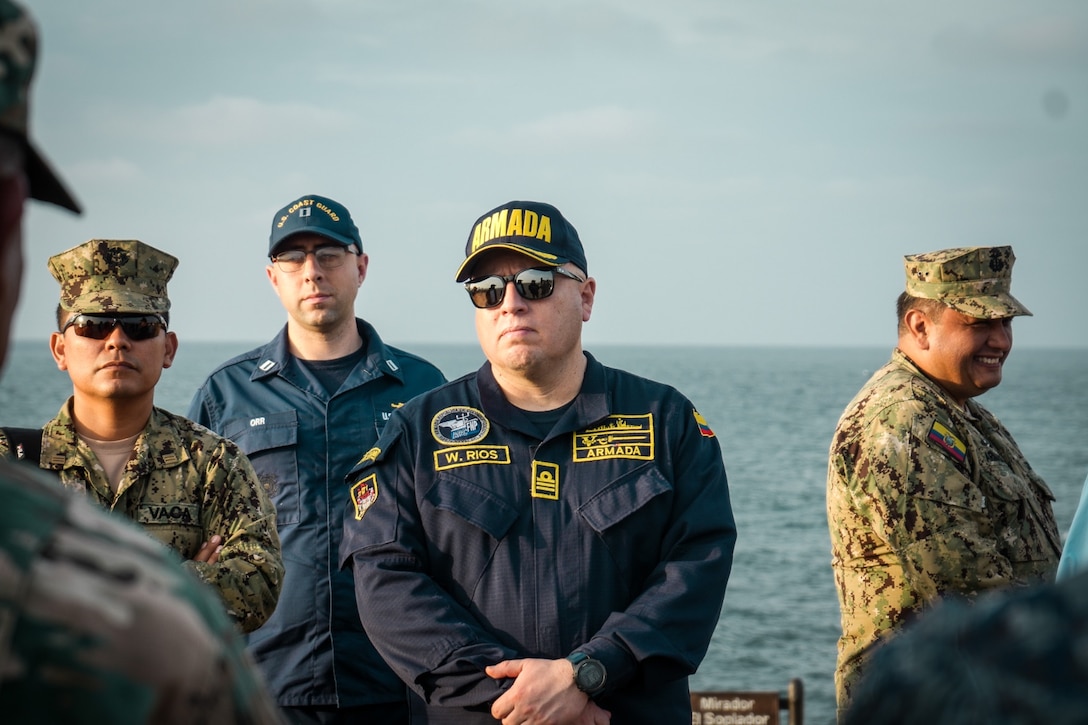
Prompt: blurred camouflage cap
<box><xmin>904</xmin><ymin>246</ymin><xmax>1031</xmax><ymax>319</ymax></box>
<box><xmin>0</xmin><ymin>0</ymin><xmax>80</xmax><ymax>213</ymax></box>
<box><xmin>49</xmin><ymin>239</ymin><xmax>177</xmax><ymax>314</ymax></box>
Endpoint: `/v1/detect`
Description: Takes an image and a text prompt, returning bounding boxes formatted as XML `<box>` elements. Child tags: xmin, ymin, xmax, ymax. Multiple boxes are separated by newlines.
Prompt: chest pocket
<box><xmin>978</xmin><ymin>461</ymin><xmax>1060</xmax><ymax>565</ymax></box>
<box><xmin>422</xmin><ymin>473</ymin><xmax>520</xmax><ymax>600</ymax></box>
<box><xmin>225</xmin><ymin>410</ymin><xmax>300</xmax><ymax>526</ymax></box>
<box><xmin>578</xmin><ymin>462</ymin><xmax>673</xmax><ymax>587</ymax></box>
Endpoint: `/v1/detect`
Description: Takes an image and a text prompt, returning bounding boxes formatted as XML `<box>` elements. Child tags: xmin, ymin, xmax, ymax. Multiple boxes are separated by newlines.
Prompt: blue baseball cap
<box><xmin>268</xmin><ymin>194</ymin><xmax>362</xmax><ymax>256</ymax></box>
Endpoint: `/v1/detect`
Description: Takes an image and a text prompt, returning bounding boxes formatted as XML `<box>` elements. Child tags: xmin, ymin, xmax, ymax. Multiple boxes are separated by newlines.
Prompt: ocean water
<box><xmin>3</xmin><ymin>340</ymin><xmax>1087</xmax><ymax>724</ymax></box>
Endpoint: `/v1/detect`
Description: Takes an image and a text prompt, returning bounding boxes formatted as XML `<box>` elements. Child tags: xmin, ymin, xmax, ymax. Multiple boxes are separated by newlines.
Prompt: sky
<box><xmin>16</xmin><ymin>0</ymin><xmax>1088</xmax><ymax>349</ymax></box>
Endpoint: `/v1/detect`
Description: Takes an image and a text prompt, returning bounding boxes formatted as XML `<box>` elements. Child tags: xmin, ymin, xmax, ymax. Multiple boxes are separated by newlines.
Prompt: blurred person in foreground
<box><xmin>340</xmin><ymin>200</ymin><xmax>736</xmax><ymax>723</ymax></box>
<box><xmin>2</xmin><ymin>237</ymin><xmax>283</xmax><ymax>634</ymax></box>
<box><xmin>0</xmin><ymin>1</ymin><xmax>281</xmax><ymax>721</ymax></box>
<box><xmin>843</xmin><ymin>568</ymin><xmax>1088</xmax><ymax>725</ymax></box>
<box><xmin>826</xmin><ymin>246</ymin><xmax>1061</xmax><ymax>718</ymax></box>
<box><xmin>189</xmin><ymin>194</ymin><xmax>447</xmax><ymax>723</ymax></box>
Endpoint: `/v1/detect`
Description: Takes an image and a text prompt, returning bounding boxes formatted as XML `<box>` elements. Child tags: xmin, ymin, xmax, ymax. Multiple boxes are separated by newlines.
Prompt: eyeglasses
<box><xmin>271</xmin><ymin>245</ymin><xmax>358</xmax><ymax>273</ymax></box>
<box><xmin>62</xmin><ymin>314</ymin><xmax>167</xmax><ymax>341</ymax></box>
<box><xmin>464</xmin><ymin>267</ymin><xmax>585</xmax><ymax>309</ymax></box>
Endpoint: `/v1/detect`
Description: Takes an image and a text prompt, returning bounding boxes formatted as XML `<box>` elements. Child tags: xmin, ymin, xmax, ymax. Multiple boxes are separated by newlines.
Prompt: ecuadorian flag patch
<box><xmin>693</xmin><ymin>410</ymin><xmax>715</xmax><ymax>438</ymax></box>
<box><xmin>928</xmin><ymin>421</ymin><xmax>966</xmax><ymax>463</ymax></box>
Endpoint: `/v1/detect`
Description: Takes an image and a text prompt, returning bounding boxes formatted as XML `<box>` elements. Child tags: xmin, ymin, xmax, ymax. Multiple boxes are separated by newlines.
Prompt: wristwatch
<box><xmin>566</xmin><ymin>652</ymin><xmax>607</xmax><ymax>696</ymax></box>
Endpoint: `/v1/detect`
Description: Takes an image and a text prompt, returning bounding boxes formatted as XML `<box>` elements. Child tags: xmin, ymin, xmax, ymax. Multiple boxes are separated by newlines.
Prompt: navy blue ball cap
<box><xmin>268</xmin><ymin>194</ymin><xmax>362</xmax><ymax>256</ymax></box>
<box><xmin>455</xmin><ymin>200</ymin><xmax>587</xmax><ymax>282</ymax></box>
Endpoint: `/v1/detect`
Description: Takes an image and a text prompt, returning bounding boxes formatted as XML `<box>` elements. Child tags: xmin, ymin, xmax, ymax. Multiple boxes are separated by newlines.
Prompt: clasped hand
<box><xmin>487</xmin><ymin>658</ymin><xmax>611</xmax><ymax>725</ymax></box>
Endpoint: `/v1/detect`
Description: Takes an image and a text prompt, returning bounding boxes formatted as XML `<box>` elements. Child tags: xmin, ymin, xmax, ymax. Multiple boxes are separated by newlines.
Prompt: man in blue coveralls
<box><xmin>341</xmin><ymin>200</ymin><xmax>737</xmax><ymax>723</ymax></box>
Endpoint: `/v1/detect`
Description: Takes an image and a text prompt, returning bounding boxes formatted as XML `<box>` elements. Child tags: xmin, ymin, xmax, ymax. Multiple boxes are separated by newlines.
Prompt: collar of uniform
<box><xmin>355</xmin><ymin>318</ymin><xmax>407</xmax><ymax>386</ymax></box>
<box><xmin>249</xmin><ymin>325</ymin><xmax>292</xmax><ymax>382</ymax></box>
<box><xmin>476</xmin><ymin>352</ymin><xmax>610</xmax><ymax>435</ymax></box>
<box><xmin>249</xmin><ymin>318</ymin><xmax>405</xmax><ymax>387</ymax></box>
<box><xmin>41</xmin><ymin>398</ymin><xmax>84</xmax><ymax>469</ymax></box>
<box><xmin>572</xmin><ymin>351</ymin><xmax>610</xmax><ymax>424</ymax></box>
<box><xmin>891</xmin><ymin>347</ymin><xmax>988</xmax><ymax>421</ymax></box>
<box><xmin>42</xmin><ymin>402</ymin><xmax>190</xmax><ymax>471</ymax></box>
<box><xmin>131</xmin><ymin>408</ymin><xmax>193</xmax><ymax>472</ymax></box>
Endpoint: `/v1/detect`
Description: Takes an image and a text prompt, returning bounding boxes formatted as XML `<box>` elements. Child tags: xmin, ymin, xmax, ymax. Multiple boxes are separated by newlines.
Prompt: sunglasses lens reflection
<box><xmin>69</xmin><ymin>315</ymin><xmax>164</xmax><ymax>341</ymax></box>
<box><xmin>514</xmin><ymin>269</ymin><xmax>554</xmax><ymax>301</ymax></box>
<box><xmin>465</xmin><ymin>268</ymin><xmax>559</xmax><ymax>309</ymax></box>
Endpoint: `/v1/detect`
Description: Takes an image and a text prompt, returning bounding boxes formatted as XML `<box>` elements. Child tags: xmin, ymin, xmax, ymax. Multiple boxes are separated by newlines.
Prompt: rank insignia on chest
<box><xmin>531</xmin><ymin>461</ymin><xmax>560</xmax><ymax>500</ymax></box>
<box><xmin>351</xmin><ymin>474</ymin><xmax>379</xmax><ymax>520</ymax></box>
<box><xmin>928</xmin><ymin>420</ymin><xmax>967</xmax><ymax>463</ymax></box>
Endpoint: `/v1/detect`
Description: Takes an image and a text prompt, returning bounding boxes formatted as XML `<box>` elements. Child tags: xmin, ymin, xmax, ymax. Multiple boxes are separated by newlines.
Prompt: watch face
<box><xmin>577</xmin><ymin>659</ymin><xmax>606</xmax><ymax>691</ymax></box>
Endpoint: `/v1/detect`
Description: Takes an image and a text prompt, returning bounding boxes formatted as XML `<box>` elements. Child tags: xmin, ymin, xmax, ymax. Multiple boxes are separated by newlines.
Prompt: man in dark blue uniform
<box><xmin>341</xmin><ymin>200</ymin><xmax>736</xmax><ymax>723</ymax></box>
<box><xmin>189</xmin><ymin>194</ymin><xmax>447</xmax><ymax>723</ymax></box>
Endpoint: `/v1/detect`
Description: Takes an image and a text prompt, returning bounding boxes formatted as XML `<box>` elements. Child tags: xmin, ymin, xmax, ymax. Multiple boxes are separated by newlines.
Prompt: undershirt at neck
<box><xmin>297</xmin><ymin>345</ymin><xmax>368</xmax><ymax>395</ymax></box>
<box><xmin>520</xmin><ymin>402</ymin><xmax>575</xmax><ymax>440</ymax></box>
<box><xmin>80</xmin><ymin>432</ymin><xmax>140</xmax><ymax>493</ymax></box>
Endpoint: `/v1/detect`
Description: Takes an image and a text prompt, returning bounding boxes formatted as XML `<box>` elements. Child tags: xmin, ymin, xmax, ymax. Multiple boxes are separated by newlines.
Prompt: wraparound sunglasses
<box><xmin>62</xmin><ymin>314</ymin><xmax>167</xmax><ymax>341</ymax></box>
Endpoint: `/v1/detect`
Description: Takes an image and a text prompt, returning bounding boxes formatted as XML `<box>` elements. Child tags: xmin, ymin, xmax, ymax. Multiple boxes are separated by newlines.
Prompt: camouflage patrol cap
<box><xmin>48</xmin><ymin>239</ymin><xmax>177</xmax><ymax>314</ymax></box>
<box><xmin>455</xmin><ymin>200</ymin><xmax>588</xmax><ymax>282</ymax></box>
<box><xmin>904</xmin><ymin>246</ymin><xmax>1031</xmax><ymax>319</ymax></box>
<box><xmin>0</xmin><ymin>0</ymin><xmax>80</xmax><ymax>213</ymax></box>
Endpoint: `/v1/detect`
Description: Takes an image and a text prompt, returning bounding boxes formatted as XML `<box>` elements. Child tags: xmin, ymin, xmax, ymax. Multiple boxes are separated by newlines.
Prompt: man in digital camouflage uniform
<box><xmin>0</xmin><ymin>1</ymin><xmax>282</xmax><ymax>720</ymax></box>
<box><xmin>0</xmin><ymin>238</ymin><xmax>284</xmax><ymax>634</ymax></box>
<box><xmin>826</xmin><ymin>246</ymin><xmax>1061</xmax><ymax>718</ymax></box>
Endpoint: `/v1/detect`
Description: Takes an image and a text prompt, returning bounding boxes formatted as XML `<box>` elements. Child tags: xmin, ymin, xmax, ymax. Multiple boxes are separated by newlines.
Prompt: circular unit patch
<box><xmin>431</xmin><ymin>406</ymin><xmax>490</xmax><ymax>445</ymax></box>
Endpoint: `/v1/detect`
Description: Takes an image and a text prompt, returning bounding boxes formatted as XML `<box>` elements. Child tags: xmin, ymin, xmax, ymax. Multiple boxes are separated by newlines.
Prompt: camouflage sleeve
<box><xmin>0</xmin><ymin>429</ymin><xmax>9</xmax><ymax>458</ymax></box>
<box><xmin>849</xmin><ymin>404</ymin><xmax>1015</xmax><ymax>601</ymax></box>
<box><xmin>186</xmin><ymin>437</ymin><xmax>284</xmax><ymax>633</ymax></box>
<box><xmin>0</xmin><ymin>461</ymin><xmax>283</xmax><ymax>724</ymax></box>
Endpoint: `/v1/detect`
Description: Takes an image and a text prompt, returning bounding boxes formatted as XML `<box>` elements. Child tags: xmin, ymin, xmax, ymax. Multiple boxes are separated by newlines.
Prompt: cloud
<box><xmin>932</xmin><ymin>15</ymin><xmax>1088</xmax><ymax>68</ymax></box>
<box><xmin>91</xmin><ymin>96</ymin><xmax>353</xmax><ymax>147</ymax></box>
<box><xmin>457</xmin><ymin>106</ymin><xmax>656</xmax><ymax>151</ymax></box>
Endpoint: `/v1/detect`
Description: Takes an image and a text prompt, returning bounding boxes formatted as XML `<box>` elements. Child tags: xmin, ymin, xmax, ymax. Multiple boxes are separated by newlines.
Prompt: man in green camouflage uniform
<box><xmin>0</xmin><ymin>1</ymin><xmax>281</xmax><ymax>720</ymax></box>
<box><xmin>0</xmin><ymin>238</ymin><xmax>283</xmax><ymax>634</ymax></box>
<box><xmin>826</xmin><ymin>246</ymin><xmax>1061</xmax><ymax>718</ymax></box>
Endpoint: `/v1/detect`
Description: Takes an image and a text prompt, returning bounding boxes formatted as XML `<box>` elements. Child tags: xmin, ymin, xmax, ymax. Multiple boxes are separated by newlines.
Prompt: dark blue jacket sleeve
<box><xmin>340</xmin><ymin>418</ymin><xmax>520</xmax><ymax>708</ymax></box>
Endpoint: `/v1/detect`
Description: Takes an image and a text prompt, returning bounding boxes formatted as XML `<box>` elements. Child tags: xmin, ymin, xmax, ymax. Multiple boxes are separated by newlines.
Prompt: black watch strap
<box><xmin>566</xmin><ymin>652</ymin><xmax>607</xmax><ymax>696</ymax></box>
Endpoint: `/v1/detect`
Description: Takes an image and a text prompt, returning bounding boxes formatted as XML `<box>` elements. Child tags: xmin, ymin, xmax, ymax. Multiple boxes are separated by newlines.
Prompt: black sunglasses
<box><xmin>62</xmin><ymin>314</ymin><xmax>167</xmax><ymax>341</ymax></box>
<box><xmin>464</xmin><ymin>267</ymin><xmax>585</xmax><ymax>309</ymax></box>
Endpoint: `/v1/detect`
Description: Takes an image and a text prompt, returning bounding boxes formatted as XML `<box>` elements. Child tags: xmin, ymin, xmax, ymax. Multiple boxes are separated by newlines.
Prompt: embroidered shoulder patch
<box><xmin>928</xmin><ymin>420</ymin><xmax>966</xmax><ymax>463</ymax></box>
<box><xmin>351</xmin><ymin>474</ymin><xmax>379</xmax><ymax>520</ymax></box>
<box><xmin>356</xmin><ymin>447</ymin><xmax>381</xmax><ymax>466</ymax></box>
<box><xmin>693</xmin><ymin>410</ymin><xmax>715</xmax><ymax>438</ymax></box>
